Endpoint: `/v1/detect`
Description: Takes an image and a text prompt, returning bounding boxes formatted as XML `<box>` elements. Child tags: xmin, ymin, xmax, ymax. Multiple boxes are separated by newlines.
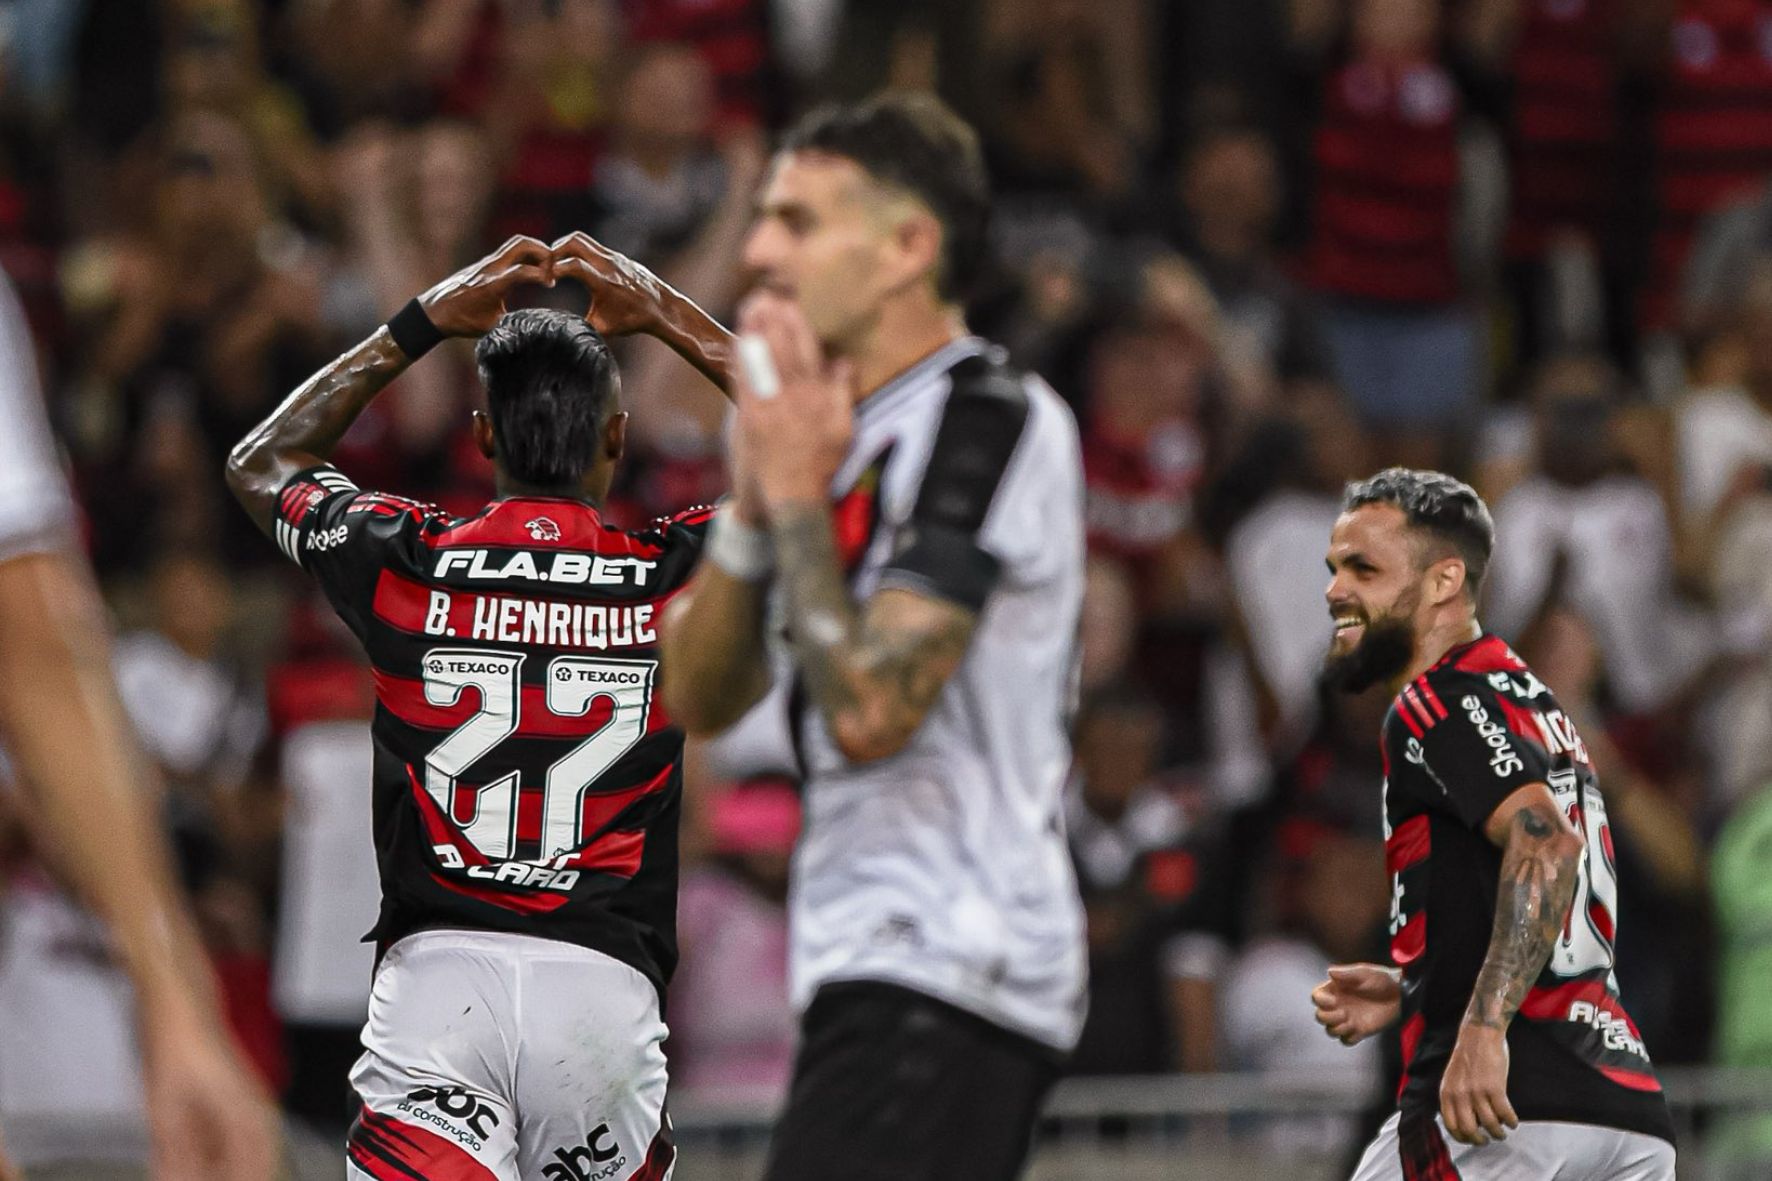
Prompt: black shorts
<box><xmin>762</xmin><ymin>981</ymin><xmax>1063</xmax><ymax>1181</ymax></box>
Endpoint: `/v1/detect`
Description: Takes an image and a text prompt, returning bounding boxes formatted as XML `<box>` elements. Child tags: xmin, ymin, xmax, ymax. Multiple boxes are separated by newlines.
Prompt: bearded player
<box><xmin>1311</xmin><ymin>469</ymin><xmax>1675</xmax><ymax>1179</ymax></box>
<box><xmin>227</xmin><ymin>234</ymin><xmax>734</xmax><ymax>1181</ymax></box>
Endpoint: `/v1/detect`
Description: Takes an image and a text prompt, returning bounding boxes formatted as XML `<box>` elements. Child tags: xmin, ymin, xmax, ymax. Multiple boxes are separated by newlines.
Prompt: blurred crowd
<box><xmin>2</xmin><ymin>0</ymin><xmax>1772</xmax><ymax>1166</ymax></box>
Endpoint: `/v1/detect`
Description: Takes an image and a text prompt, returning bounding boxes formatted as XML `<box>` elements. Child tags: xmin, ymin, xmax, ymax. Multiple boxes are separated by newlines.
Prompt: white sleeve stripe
<box><xmin>274</xmin><ymin>468</ymin><xmax>357</xmax><ymax>566</ymax></box>
<box><xmin>275</xmin><ymin>519</ymin><xmax>300</xmax><ymax>564</ymax></box>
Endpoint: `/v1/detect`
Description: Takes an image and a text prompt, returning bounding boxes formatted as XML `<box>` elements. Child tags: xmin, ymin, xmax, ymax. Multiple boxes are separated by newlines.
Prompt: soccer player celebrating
<box><xmin>1312</xmin><ymin>469</ymin><xmax>1675</xmax><ymax>1179</ymax></box>
<box><xmin>227</xmin><ymin>234</ymin><xmax>730</xmax><ymax>1181</ymax></box>
<box><xmin>567</xmin><ymin>93</ymin><xmax>1087</xmax><ymax>1180</ymax></box>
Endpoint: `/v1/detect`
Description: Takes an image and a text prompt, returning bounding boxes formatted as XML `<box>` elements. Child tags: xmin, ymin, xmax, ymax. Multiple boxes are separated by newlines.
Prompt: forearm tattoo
<box><xmin>1464</xmin><ymin>803</ymin><xmax>1581</xmax><ymax>1030</ymax></box>
<box><xmin>769</xmin><ymin>502</ymin><xmax>974</xmax><ymax>748</ymax></box>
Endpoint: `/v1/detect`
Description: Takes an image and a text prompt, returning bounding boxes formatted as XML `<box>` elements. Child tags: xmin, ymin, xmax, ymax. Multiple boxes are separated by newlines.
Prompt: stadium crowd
<box><xmin>0</xmin><ymin>0</ymin><xmax>1770</xmax><ymax>1167</ymax></box>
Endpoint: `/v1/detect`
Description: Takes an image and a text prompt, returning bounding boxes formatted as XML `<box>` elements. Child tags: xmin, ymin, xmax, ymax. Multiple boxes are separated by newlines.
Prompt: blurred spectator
<box><xmin>627</xmin><ymin>0</ymin><xmax>770</xmax><ymax>126</ymax></box>
<box><xmin>1673</xmin><ymin>271</ymin><xmax>1772</xmax><ymax>806</ymax></box>
<box><xmin>112</xmin><ymin>550</ymin><xmax>283</xmax><ymax>1097</ymax></box>
<box><xmin>1685</xmin><ymin>177</ymin><xmax>1772</xmax><ymax>336</ymax></box>
<box><xmin>327</xmin><ymin>118</ymin><xmax>498</xmax><ymax>501</ymax></box>
<box><xmin>1219</xmin><ymin>825</ymin><xmax>1387</xmax><ymax>1156</ymax></box>
<box><xmin>983</xmin><ymin>0</ymin><xmax>1152</xmax><ymax>220</ymax></box>
<box><xmin>279</xmin><ymin>0</ymin><xmax>437</xmax><ymax>138</ymax></box>
<box><xmin>113</xmin><ymin>550</ymin><xmax>265</xmax><ymax>798</ymax></box>
<box><xmin>1499</xmin><ymin>0</ymin><xmax>1631</xmax><ymax>368</ymax></box>
<box><xmin>669</xmin><ymin>781</ymin><xmax>799</xmax><ymax>1101</ymax></box>
<box><xmin>1642</xmin><ymin>0</ymin><xmax>1772</xmax><ymax>335</ymax></box>
<box><xmin>68</xmin><ymin>111</ymin><xmax>331</xmax><ymax>570</ymax></box>
<box><xmin>264</xmin><ymin>603</ymin><xmax>378</xmax><ymax>1139</ymax></box>
<box><xmin>1080</xmin><ymin>258</ymin><xmax>1220</xmax><ymax>597</ymax></box>
<box><xmin>478</xmin><ymin>0</ymin><xmax>625</xmax><ymax>241</ymax></box>
<box><xmin>1292</xmin><ymin>0</ymin><xmax>1491</xmax><ymax>449</ymax></box>
<box><xmin>159</xmin><ymin>0</ymin><xmax>333</xmax><ymax>225</ymax></box>
<box><xmin>1484</xmin><ymin>354</ymin><xmax>1714</xmax><ymax>717</ymax></box>
<box><xmin>1173</xmin><ymin>125</ymin><xmax>1333</xmax><ymax>396</ymax></box>
<box><xmin>1217</xmin><ymin>388</ymin><xmax>1370</xmax><ymax>742</ymax></box>
<box><xmin>1259</xmin><ymin>682</ymin><xmax>1392</xmax><ymax>841</ymax></box>
<box><xmin>1065</xmin><ymin>688</ymin><xmax>1229</xmax><ymax>1076</ymax></box>
<box><xmin>591</xmin><ymin>45</ymin><xmax>728</xmax><ymax>268</ymax></box>
<box><xmin>587</xmin><ymin>45</ymin><xmax>764</xmax><ymax>461</ymax></box>
<box><xmin>1677</xmin><ymin>267</ymin><xmax>1772</xmax><ymax>530</ymax></box>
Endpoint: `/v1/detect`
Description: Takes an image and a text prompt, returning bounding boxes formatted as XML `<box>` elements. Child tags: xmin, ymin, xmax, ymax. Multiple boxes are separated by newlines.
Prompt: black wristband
<box><xmin>386</xmin><ymin>298</ymin><xmax>446</xmax><ymax>360</ymax></box>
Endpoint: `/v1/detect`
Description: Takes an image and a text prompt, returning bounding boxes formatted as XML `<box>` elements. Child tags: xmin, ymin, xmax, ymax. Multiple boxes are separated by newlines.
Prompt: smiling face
<box><xmin>1323</xmin><ymin>502</ymin><xmax>1431</xmax><ymax>691</ymax></box>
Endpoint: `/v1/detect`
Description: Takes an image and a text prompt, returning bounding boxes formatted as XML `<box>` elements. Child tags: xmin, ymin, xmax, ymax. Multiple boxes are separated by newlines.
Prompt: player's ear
<box><xmin>603</xmin><ymin>410</ymin><xmax>628</xmax><ymax>463</ymax></box>
<box><xmin>1430</xmin><ymin>556</ymin><xmax>1467</xmax><ymax>606</ymax></box>
<box><xmin>472</xmin><ymin>410</ymin><xmax>497</xmax><ymax>459</ymax></box>
<box><xmin>888</xmin><ymin>206</ymin><xmax>942</xmax><ymax>294</ymax></box>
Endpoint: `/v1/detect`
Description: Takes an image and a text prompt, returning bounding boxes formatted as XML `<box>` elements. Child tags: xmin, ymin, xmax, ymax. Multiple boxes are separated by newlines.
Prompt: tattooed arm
<box><xmin>771</xmin><ymin>503</ymin><xmax>977</xmax><ymax>762</ymax></box>
<box><xmin>226</xmin><ymin>235</ymin><xmax>554</xmax><ymax>532</ymax></box>
<box><xmin>1466</xmin><ymin>790</ymin><xmax>1586</xmax><ymax>1029</ymax></box>
<box><xmin>710</xmin><ymin>293</ymin><xmax>987</xmax><ymax>761</ymax></box>
<box><xmin>1440</xmin><ymin>783</ymin><xmax>1585</xmax><ymax>1146</ymax></box>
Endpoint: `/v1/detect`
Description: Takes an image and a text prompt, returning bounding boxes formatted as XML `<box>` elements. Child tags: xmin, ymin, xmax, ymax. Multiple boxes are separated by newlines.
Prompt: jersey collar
<box><xmin>1428</xmin><ymin>630</ymin><xmax>1492</xmax><ymax>673</ymax></box>
<box><xmin>853</xmin><ymin>335</ymin><xmax>988</xmax><ymax>423</ymax></box>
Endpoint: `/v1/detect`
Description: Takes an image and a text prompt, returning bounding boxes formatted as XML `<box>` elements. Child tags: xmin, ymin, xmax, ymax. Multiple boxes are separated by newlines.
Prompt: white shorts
<box><xmin>345</xmin><ymin>930</ymin><xmax>673</xmax><ymax>1181</ymax></box>
<box><xmin>1350</xmin><ymin>1111</ymin><xmax>1675</xmax><ymax>1181</ymax></box>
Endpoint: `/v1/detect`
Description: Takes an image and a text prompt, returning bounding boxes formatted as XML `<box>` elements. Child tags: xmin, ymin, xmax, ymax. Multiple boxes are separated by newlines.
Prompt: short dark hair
<box><xmin>780</xmin><ymin>92</ymin><xmax>991</xmax><ymax>303</ymax></box>
<box><xmin>475</xmin><ymin>309</ymin><xmax>619</xmax><ymax>488</ymax></box>
<box><xmin>1342</xmin><ymin>467</ymin><xmax>1495</xmax><ymax>598</ymax></box>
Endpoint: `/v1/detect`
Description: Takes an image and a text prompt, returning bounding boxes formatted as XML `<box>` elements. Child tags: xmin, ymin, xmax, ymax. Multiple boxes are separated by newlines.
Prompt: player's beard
<box><xmin>1323</xmin><ymin>594</ymin><xmax>1420</xmax><ymax>693</ymax></box>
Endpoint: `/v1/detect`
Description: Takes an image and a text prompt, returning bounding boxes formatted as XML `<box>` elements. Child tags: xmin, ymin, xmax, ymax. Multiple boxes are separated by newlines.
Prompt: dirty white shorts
<box><xmin>345</xmin><ymin>929</ymin><xmax>674</xmax><ymax>1181</ymax></box>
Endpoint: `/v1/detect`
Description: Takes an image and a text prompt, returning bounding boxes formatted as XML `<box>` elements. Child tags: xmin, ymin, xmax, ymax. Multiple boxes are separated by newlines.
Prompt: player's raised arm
<box><xmin>1440</xmin><ymin>781</ymin><xmax>1585</xmax><ymax>1145</ymax></box>
<box><xmin>225</xmin><ymin>235</ymin><xmax>555</xmax><ymax>531</ymax></box>
<box><xmin>550</xmin><ymin>231</ymin><xmax>738</xmax><ymax>396</ymax></box>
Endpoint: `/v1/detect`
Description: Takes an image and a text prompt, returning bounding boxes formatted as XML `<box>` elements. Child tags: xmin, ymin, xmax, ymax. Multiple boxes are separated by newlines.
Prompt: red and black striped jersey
<box><xmin>1307</xmin><ymin>57</ymin><xmax>1463</xmax><ymax>306</ymax></box>
<box><xmin>1381</xmin><ymin>634</ymin><xmax>1673</xmax><ymax>1143</ymax></box>
<box><xmin>1505</xmin><ymin>0</ymin><xmax>1623</xmax><ymax>261</ymax></box>
<box><xmin>1643</xmin><ymin>0</ymin><xmax>1772</xmax><ymax>329</ymax></box>
<box><xmin>274</xmin><ymin>464</ymin><xmax>713</xmax><ymax>995</ymax></box>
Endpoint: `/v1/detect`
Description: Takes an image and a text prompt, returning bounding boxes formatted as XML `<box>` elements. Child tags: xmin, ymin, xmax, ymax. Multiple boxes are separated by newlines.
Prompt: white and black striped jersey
<box><xmin>783</xmin><ymin>336</ymin><xmax>1088</xmax><ymax>1052</ymax></box>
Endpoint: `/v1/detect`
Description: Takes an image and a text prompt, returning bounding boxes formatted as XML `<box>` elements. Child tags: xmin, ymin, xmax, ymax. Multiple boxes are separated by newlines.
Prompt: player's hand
<box><xmin>731</xmin><ymin>291</ymin><xmax>854</xmax><ymax>509</ymax></box>
<box><xmin>141</xmin><ymin>1001</ymin><xmax>281</xmax><ymax>1181</ymax></box>
<box><xmin>550</xmin><ymin>232</ymin><xmax>671</xmax><ymax>337</ymax></box>
<box><xmin>1311</xmin><ymin>963</ymin><xmax>1402</xmax><ymax>1046</ymax></box>
<box><xmin>1440</xmin><ymin>1023</ymin><xmax>1519</xmax><ymax>1146</ymax></box>
<box><xmin>417</xmin><ymin>235</ymin><xmax>556</xmax><ymax>338</ymax></box>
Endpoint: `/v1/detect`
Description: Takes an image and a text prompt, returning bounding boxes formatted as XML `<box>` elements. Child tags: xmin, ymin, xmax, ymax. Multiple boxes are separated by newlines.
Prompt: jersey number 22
<box><xmin>419</xmin><ymin>648</ymin><xmax>656</xmax><ymax>863</ymax></box>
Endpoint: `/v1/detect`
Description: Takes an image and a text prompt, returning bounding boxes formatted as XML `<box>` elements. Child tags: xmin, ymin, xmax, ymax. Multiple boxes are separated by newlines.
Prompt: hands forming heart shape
<box><xmin>416</xmin><ymin>231</ymin><xmax>672</xmax><ymax>340</ymax></box>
